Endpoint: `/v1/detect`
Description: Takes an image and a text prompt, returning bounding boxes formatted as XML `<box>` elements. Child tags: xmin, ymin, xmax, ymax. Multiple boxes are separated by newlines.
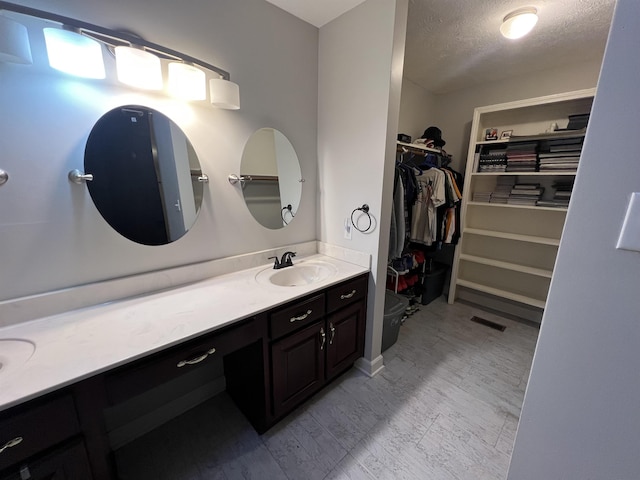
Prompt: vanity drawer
<box><xmin>326</xmin><ymin>274</ymin><xmax>368</xmax><ymax>313</ymax></box>
<box><xmin>0</xmin><ymin>394</ymin><xmax>80</xmax><ymax>471</ymax></box>
<box><xmin>269</xmin><ymin>294</ymin><xmax>325</xmax><ymax>340</ymax></box>
<box><xmin>105</xmin><ymin>318</ymin><xmax>259</xmax><ymax>405</ymax></box>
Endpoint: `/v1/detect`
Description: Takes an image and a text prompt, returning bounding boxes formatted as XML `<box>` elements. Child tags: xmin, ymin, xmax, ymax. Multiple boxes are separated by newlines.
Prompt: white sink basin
<box><xmin>0</xmin><ymin>338</ymin><xmax>36</xmax><ymax>377</ymax></box>
<box><xmin>256</xmin><ymin>261</ymin><xmax>337</xmax><ymax>287</ymax></box>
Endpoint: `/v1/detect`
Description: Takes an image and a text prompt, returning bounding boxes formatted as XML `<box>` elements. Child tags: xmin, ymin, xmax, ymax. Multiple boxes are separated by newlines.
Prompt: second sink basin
<box><xmin>0</xmin><ymin>338</ymin><xmax>36</xmax><ymax>377</ymax></box>
<box><xmin>256</xmin><ymin>261</ymin><xmax>338</xmax><ymax>287</ymax></box>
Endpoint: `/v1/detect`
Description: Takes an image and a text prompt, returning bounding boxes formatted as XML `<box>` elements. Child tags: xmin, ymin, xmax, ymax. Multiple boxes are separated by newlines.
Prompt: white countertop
<box><xmin>0</xmin><ymin>254</ymin><xmax>368</xmax><ymax>412</ymax></box>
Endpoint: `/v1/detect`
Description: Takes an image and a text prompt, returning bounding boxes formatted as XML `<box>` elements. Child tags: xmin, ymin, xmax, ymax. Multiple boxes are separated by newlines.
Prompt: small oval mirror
<box><xmin>240</xmin><ymin>128</ymin><xmax>302</xmax><ymax>229</ymax></box>
<box><xmin>84</xmin><ymin>105</ymin><xmax>204</xmax><ymax>245</ymax></box>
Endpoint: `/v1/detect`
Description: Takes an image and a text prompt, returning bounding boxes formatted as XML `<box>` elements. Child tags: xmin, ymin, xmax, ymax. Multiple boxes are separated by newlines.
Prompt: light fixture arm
<box><xmin>0</xmin><ymin>0</ymin><xmax>231</xmax><ymax>81</ymax></box>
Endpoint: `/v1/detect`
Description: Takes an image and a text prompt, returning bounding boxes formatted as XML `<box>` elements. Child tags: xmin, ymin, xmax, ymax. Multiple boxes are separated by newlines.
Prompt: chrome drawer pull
<box><xmin>0</xmin><ymin>436</ymin><xmax>23</xmax><ymax>454</ymax></box>
<box><xmin>329</xmin><ymin>323</ymin><xmax>336</xmax><ymax>345</ymax></box>
<box><xmin>177</xmin><ymin>348</ymin><xmax>216</xmax><ymax>368</ymax></box>
<box><xmin>340</xmin><ymin>289</ymin><xmax>356</xmax><ymax>300</ymax></box>
<box><xmin>290</xmin><ymin>309</ymin><xmax>312</xmax><ymax>323</ymax></box>
<box><xmin>320</xmin><ymin>328</ymin><xmax>326</xmax><ymax>350</ymax></box>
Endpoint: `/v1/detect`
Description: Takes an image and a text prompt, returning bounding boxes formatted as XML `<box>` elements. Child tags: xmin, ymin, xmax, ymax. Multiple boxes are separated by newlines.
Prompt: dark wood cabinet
<box><xmin>0</xmin><ymin>440</ymin><xmax>93</xmax><ymax>480</ymax></box>
<box><xmin>326</xmin><ymin>301</ymin><xmax>365</xmax><ymax>380</ymax></box>
<box><xmin>269</xmin><ymin>273</ymin><xmax>368</xmax><ymax>420</ymax></box>
<box><xmin>0</xmin><ymin>394</ymin><xmax>92</xmax><ymax>480</ymax></box>
<box><xmin>271</xmin><ymin>321</ymin><xmax>325</xmax><ymax>418</ymax></box>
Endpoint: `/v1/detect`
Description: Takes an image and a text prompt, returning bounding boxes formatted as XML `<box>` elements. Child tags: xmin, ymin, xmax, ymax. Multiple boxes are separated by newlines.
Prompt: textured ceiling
<box><xmin>405</xmin><ymin>0</ymin><xmax>616</xmax><ymax>93</ymax></box>
<box><xmin>264</xmin><ymin>0</ymin><xmax>616</xmax><ymax>94</ymax></box>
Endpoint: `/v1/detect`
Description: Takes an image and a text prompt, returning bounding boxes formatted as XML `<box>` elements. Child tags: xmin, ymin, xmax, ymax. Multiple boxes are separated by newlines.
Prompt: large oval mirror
<box><xmin>240</xmin><ymin>128</ymin><xmax>302</xmax><ymax>229</ymax></box>
<box><xmin>84</xmin><ymin>105</ymin><xmax>205</xmax><ymax>245</ymax></box>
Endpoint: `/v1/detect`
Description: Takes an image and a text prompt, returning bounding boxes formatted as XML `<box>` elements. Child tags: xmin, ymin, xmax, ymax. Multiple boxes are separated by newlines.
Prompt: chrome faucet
<box><xmin>268</xmin><ymin>251</ymin><xmax>296</xmax><ymax>270</ymax></box>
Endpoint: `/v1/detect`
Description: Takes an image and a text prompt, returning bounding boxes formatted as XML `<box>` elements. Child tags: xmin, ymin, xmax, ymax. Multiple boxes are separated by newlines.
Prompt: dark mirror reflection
<box><xmin>84</xmin><ymin>106</ymin><xmax>204</xmax><ymax>245</ymax></box>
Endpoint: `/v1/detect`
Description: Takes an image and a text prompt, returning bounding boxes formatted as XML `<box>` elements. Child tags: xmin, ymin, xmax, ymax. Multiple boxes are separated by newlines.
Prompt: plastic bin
<box><xmin>421</xmin><ymin>262</ymin><xmax>447</xmax><ymax>305</ymax></box>
<box><xmin>382</xmin><ymin>290</ymin><xmax>409</xmax><ymax>352</ymax></box>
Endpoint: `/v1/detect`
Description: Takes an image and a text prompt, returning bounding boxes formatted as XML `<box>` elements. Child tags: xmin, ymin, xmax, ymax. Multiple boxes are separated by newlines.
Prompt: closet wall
<box><xmin>397</xmin><ymin>77</ymin><xmax>437</xmax><ymax>142</ymax></box>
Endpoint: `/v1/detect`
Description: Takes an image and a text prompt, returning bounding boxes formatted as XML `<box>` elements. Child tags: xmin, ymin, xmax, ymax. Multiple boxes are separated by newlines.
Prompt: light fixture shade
<box><xmin>500</xmin><ymin>8</ymin><xmax>538</xmax><ymax>39</ymax></box>
<box><xmin>115</xmin><ymin>46</ymin><xmax>162</xmax><ymax>90</ymax></box>
<box><xmin>168</xmin><ymin>62</ymin><xmax>206</xmax><ymax>101</ymax></box>
<box><xmin>0</xmin><ymin>15</ymin><xmax>32</xmax><ymax>64</ymax></box>
<box><xmin>209</xmin><ymin>78</ymin><xmax>240</xmax><ymax>110</ymax></box>
<box><xmin>43</xmin><ymin>27</ymin><xmax>105</xmax><ymax>78</ymax></box>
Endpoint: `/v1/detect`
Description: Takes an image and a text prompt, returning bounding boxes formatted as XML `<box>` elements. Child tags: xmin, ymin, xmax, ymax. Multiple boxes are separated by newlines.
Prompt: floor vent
<box><xmin>470</xmin><ymin>316</ymin><xmax>506</xmax><ymax>332</ymax></box>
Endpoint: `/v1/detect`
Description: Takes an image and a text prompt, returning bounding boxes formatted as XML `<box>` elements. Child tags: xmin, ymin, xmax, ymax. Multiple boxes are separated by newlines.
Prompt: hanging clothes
<box><xmin>411</xmin><ymin>167</ymin><xmax>446</xmax><ymax>246</ymax></box>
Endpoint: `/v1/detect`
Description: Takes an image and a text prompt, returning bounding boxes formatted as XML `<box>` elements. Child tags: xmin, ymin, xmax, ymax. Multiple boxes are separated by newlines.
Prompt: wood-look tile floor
<box><xmin>116</xmin><ymin>297</ymin><xmax>539</xmax><ymax>479</ymax></box>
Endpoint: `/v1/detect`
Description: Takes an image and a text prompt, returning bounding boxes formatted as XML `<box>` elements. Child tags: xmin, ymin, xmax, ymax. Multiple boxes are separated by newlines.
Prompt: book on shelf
<box><xmin>536</xmin><ymin>200</ymin><xmax>569</xmax><ymax>208</ymax></box>
<box><xmin>548</xmin><ymin>145</ymin><xmax>583</xmax><ymax>153</ymax></box>
<box><xmin>538</xmin><ymin>152</ymin><xmax>581</xmax><ymax>159</ymax></box>
<box><xmin>507</xmin><ymin>197</ymin><xmax>538</xmax><ymax>206</ymax></box>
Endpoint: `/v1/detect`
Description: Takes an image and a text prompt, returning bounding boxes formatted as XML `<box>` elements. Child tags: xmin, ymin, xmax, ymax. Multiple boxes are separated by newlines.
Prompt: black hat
<box><xmin>421</xmin><ymin>126</ymin><xmax>446</xmax><ymax>147</ymax></box>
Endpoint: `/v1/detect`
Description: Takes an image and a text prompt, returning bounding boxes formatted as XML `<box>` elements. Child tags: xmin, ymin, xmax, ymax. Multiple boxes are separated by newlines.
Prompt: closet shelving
<box><xmin>448</xmin><ymin>88</ymin><xmax>596</xmax><ymax>321</ymax></box>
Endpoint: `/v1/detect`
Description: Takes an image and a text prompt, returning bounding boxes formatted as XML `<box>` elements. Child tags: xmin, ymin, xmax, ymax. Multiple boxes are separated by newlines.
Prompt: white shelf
<box><xmin>396</xmin><ymin>141</ymin><xmax>441</xmax><ymax>154</ymax></box>
<box><xmin>459</xmin><ymin>254</ymin><xmax>553</xmax><ymax>278</ymax></box>
<box><xmin>476</xmin><ymin>131</ymin><xmax>586</xmax><ymax>145</ymax></box>
<box><xmin>449</xmin><ymin>88</ymin><xmax>595</xmax><ymax>314</ymax></box>
<box><xmin>467</xmin><ymin>201</ymin><xmax>568</xmax><ymax>212</ymax></box>
<box><xmin>456</xmin><ymin>280</ymin><xmax>546</xmax><ymax>309</ymax></box>
<box><xmin>476</xmin><ymin>139</ymin><xmax>509</xmax><ymax>146</ymax></box>
<box><xmin>471</xmin><ymin>172</ymin><xmax>577</xmax><ymax>177</ymax></box>
<box><xmin>463</xmin><ymin>228</ymin><xmax>560</xmax><ymax>246</ymax></box>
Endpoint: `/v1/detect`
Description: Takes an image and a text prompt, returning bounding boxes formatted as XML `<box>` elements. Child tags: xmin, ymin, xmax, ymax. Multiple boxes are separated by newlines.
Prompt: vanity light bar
<box><xmin>0</xmin><ymin>1</ymin><xmax>240</xmax><ymax>107</ymax></box>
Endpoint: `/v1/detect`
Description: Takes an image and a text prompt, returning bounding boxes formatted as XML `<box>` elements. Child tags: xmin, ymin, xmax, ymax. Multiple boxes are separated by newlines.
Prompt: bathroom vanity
<box><xmin>0</xmin><ymin>255</ymin><xmax>369</xmax><ymax>480</ymax></box>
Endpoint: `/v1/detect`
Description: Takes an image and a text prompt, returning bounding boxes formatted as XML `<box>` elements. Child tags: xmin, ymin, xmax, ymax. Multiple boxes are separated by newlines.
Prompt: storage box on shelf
<box><xmin>449</xmin><ymin>89</ymin><xmax>595</xmax><ymax>322</ymax></box>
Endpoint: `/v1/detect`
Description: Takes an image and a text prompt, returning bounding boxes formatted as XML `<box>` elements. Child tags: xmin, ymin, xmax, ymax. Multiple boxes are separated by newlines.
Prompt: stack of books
<box><xmin>567</xmin><ymin>113</ymin><xmax>590</xmax><ymax>130</ymax></box>
<box><xmin>507</xmin><ymin>183</ymin><xmax>544</xmax><ymax>206</ymax></box>
<box><xmin>478</xmin><ymin>149</ymin><xmax>507</xmax><ymax>172</ymax></box>
<box><xmin>506</xmin><ymin>142</ymin><xmax>538</xmax><ymax>172</ymax></box>
<box><xmin>490</xmin><ymin>176</ymin><xmax>516</xmax><ymax>204</ymax></box>
<box><xmin>538</xmin><ymin>138</ymin><xmax>583</xmax><ymax>172</ymax></box>
<box><xmin>472</xmin><ymin>191</ymin><xmax>492</xmax><ymax>202</ymax></box>
<box><xmin>541</xmin><ymin>180</ymin><xmax>575</xmax><ymax>208</ymax></box>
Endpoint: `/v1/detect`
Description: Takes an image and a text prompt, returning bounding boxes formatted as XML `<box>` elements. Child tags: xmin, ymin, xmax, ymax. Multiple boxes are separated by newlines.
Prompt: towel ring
<box><xmin>281</xmin><ymin>204</ymin><xmax>295</xmax><ymax>225</ymax></box>
<box><xmin>351</xmin><ymin>204</ymin><xmax>372</xmax><ymax>233</ymax></box>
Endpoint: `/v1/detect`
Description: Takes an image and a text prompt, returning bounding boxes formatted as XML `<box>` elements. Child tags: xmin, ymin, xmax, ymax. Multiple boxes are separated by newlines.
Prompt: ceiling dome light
<box><xmin>500</xmin><ymin>7</ymin><xmax>538</xmax><ymax>40</ymax></box>
<box><xmin>209</xmin><ymin>77</ymin><xmax>240</xmax><ymax>110</ymax></box>
<box><xmin>0</xmin><ymin>15</ymin><xmax>32</xmax><ymax>64</ymax></box>
<box><xmin>168</xmin><ymin>62</ymin><xmax>206</xmax><ymax>101</ymax></box>
<box><xmin>43</xmin><ymin>27</ymin><xmax>105</xmax><ymax>78</ymax></box>
<box><xmin>115</xmin><ymin>46</ymin><xmax>162</xmax><ymax>90</ymax></box>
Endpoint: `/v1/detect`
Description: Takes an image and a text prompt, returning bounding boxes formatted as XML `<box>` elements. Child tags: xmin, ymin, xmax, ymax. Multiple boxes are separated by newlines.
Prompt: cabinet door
<box><xmin>326</xmin><ymin>301</ymin><xmax>365</xmax><ymax>380</ymax></box>
<box><xmin>271</xmin><ymin>321</ymin><xmax>325</xmax><ymax>418</ymax></box>
<box><xmin>0</xmin><ymin>440</ymin><xmax>93</xmax><ymax>480</ymax></box>
<box><xmin>0</xmin><ymin>395</ymin><xmax>80</xmax><ymax>472</ymax></box>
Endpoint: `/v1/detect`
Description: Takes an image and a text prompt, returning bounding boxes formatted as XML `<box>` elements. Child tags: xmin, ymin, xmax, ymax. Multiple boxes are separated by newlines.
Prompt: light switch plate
<box><xmin>616</xmin><ymin>192</ymin><xmax>640</xmax><ymax>252</ymax></box>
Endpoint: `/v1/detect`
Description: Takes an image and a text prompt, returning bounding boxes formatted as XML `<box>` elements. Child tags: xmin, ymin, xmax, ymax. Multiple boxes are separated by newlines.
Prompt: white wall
<box><xmin>318</xmin><ymin>0</ymin><xmax>408</xmax><ymax>372</ymax></box>
<box><xmin>399</xmin><ymin>59</ymin><xmax>602</xmax><ymax>171</ymax></box>
<box><xmin>508</xmin><ymin>0</ymin><xmax>640</xmax><ymax>477</ymax></box>
<box><xmin>0</xmin><ymin>0</ymin><xmax>318</xmax><ymax>301</ymax></box>
<box><xmin>397</xmin><ymin>76</ymin><xmax>437</xmax><ymax>142</ymax></box>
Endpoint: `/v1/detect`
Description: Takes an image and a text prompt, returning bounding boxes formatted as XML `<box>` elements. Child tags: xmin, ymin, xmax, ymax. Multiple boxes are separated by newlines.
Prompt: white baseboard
<box><xmin>355</xmin><ymin>355</ymin><xmax>385</xmax><ymax>377</ymax></box>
